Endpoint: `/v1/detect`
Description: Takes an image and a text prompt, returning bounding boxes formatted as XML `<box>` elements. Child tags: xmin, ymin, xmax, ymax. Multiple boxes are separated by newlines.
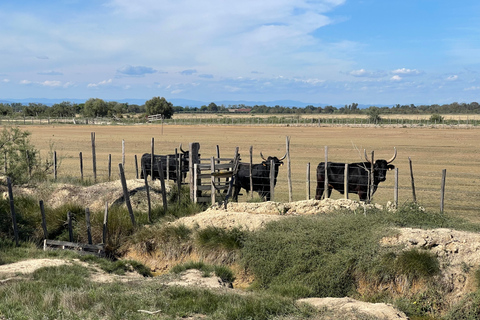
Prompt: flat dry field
<box><xmin>21</xmin><ymin>123</ymin><xmax>480</xmax><ymax>222</ymax></box>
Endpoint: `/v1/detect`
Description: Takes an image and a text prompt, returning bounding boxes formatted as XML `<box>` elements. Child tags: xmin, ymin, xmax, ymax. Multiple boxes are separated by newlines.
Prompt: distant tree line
<box><xmin>1</xmin><ymin>99</ymin><xmax>480</xmax><ymax>119</ymax></box>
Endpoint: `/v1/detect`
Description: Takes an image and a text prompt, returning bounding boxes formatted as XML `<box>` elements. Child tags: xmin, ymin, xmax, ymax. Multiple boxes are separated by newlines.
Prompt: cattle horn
<box><xmin>179</xmin><ymin>143</ymin><xmax>186</xmax><ymax>153</ymax></box>
<box><xmin>279</xmin><ymin>152</ymin><xmax>287</xmax><ymax>161</ymax></box>
<box><xmin>387</xmin><ymin>147</ymin><xmax>397</xmax><ymax>164</ymax></box>
<box><xmin>364</xmin><ymin>149</ymin><xmax>371</xmax><ymax>163</ymax></box>
<box><xmin>260</xmin><ymin>152</ymin><xmax>266</xmax><ymax>161</ymax></box>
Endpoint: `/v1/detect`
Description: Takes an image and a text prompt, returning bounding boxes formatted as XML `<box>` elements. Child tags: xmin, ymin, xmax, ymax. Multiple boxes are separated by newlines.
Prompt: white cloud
<box><xmin>391</xmin><ymin>68</ymin><xmax>421</xmax><ymax>76</ymax></box>
<box><xmin>2</xmin><ymin>79</ymin><xmax>10</xmax><ymax>83</ymax></box>
<box><xmin>391</xmin><ymin>75</ymin><xmax>402</xmax><ymax>81</ymax></box>
<box><xmin>41</xmin><ymin>80</ymin><xmax>62</xmax><ymax>87</ymax></box>
<box><xmin>464</xmin><ymin>86</ymin><xmax>480</xmax><ymax>91</ymax></box>
<box><xmin>447</xmin><ymin>75</ymin><xmax>458</xmax><ymax>81</ymax></box>
<box><xmin>20</xmin><ymin>80</ymin><xmax>32</xmax><ymax>85</ymax></box>
<box><xmin>87</xmin><ymin>79</ymin><xmax>113</xmax><ymax>88</ymax></box>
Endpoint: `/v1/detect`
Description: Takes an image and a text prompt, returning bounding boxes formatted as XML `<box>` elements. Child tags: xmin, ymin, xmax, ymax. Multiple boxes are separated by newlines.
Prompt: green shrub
<box><xmin>241</xmin><ymin>214</ymin><xmax>387</xmax><ymax>298</ymax></box>
<box><xmin>446</xmin><ymin>291</ymin><xmax>480</xmax><ymax>320</ymax></box>
<box><xmin>394</xmin><ymin>249</ymin><xmax>440</xmax><ymax>280</ymax></box>
<box><xmin>171</xmin><ymin>261</ymin><xmax>235</xmax><ymax>283</ymax></box>
<box><xmin>196</xmin><ymin>226</ymin><xmax>247</xmax><ymax>251</ymax></box>
<box><xmin>430</xmin><ymin>113</ymin><xmax>444</xmax><ymax>123</ymax></box>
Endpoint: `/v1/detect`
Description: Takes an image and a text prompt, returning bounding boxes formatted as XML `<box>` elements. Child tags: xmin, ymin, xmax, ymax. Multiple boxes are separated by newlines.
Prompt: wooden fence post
<box><xmin>176</xmin><ymin>149</ymin><xmax>181</xmax><ymax>204</ymax></box>
<box><xmin>440</xmin><ymin>169</ymin><xmax>447</xmax><ymax>214</ymax></box>
<box><xmin>79</xmin><ymin>152</ymin><xmax>83</xmax><ymax>181</ymax></box>
<box><xmin>270</xmin><ymin>159</ymin><xmax>275</xmax><ymax>201</ymax></box>
<box><xmin>119</xmin><ymin>163</ymin><xmax>136</xmax><ymax>228</ymax></box>
<box><xmin>324</xmin><ymin>146</ymin><xmax>328</xmax><ymax>199</ymax></box>
<box><xmin>409</xmin><ymin>157</ymin><xmax>417</xmax><ymax>203</ymax></box>
<box><xmin>7</xmin><ymin>177</ymin><xmax>19</xmax><ymax>246</ymax></box>
<box><xmin>103</xmin><ymin>202</ymin><xmax>109</xmax><ymax>245</ymax></box>
<box><xmin>211</xmin><ymin>157</ymin><xmax>216</xmax><ymax>204</ymax></box>
<box><xmin>369</xmin><ymin>151</ymin><xmax>374</xmax><ymax>203</ymax></box>
<box><xmin>122</xmin><ymin>139</ymin><xmax>125</xmax><ymax>168</ymax></box>
<box><xmin>189</xmin><ymin>142</ymin><xmax>200</xmax><ymax>201</ymax></box>
<box><xmin>394</xmin><ymin>168</ymin><xmax>399</xmax><ymax>208</ymax></box>
<box><xmin>39</xmin><ymin>200</ymin><xmax>47</xmax><ymax>240</ymax></box>
<box><xmin>344</xmin><ymin>164</ymin><xmax>349</xmax><ymax>199</ymax></box>
<box><xmin>135</xmin><ymin>155</ymin><xmax>139</xmax><ymax>179</ymax></box>
<box><xmin>306</xmin><ymin>162</ymin><xmax>310</xmax><ymax>200</ymax></box>
<box><xmin>91</xmin><ymin>132</ymin><xmax>97</xmax><ymax>182</ymax></box>
<box><xmin>249</xmin><ymin>146</ymin><xmax>253</xmax><ymax>199</ymax></box>
<box><xmin>151</xmin><ymin>138</ymin><xmax>155</xmax><ymax>179</ymax></box>
<box><xmin>53</xmin><ymin>151</ymin><xmax>57</xmax><ymax>180</ymax></box>
<box><xmin>108</xmin><ymin>154</ymin><xmax>112</xmax><ymax>181</ymax></box>
<box><xmin>286</xmin><ymin>136</ymin><xmax>292</xmax><ymax>202</ymax></box>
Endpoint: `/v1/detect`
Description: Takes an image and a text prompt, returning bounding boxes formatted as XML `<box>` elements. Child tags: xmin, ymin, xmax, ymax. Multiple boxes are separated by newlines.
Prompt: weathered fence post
<box><xmin>344</xmin><ymin>164</ymin><xmax>349</xmax><ymax>199</ymax></box>
<box><xmin>270</xmin><ymin>159</ymin><xmax>275</xmax><ymax>201</ymax></box>
<box><xmin>440</xmin><ymin>169</ymin><xmax>447</xmax><ymax>214</ymax></box>
<box><xmin>286</xmin><ymin>136</ymin><xmax>292</xmax><ymax>202</ymax></box>
<box><xmin>85</xmin><ymin>208</ymin><xmax>92</xmax><ymax>245</ymax></box>
<box><xmin>151</xmin><ymin>138</ymin><xmax>155</xmax><ymax>179</ymax></box>
<box><xmin>189</xmin><ymin>142</ymin><xmax>201</xmax><ymax>201</ymax></box>
<box><xmin>211</xmin><ymin>157</ymin><xmax>216</xmax><ymax>204</ymax></box>
<box><xmin>7</xmin><ymin>177</ymin><xmax>19</xmax><ymax>246</ymax></box>
<box><xmin>324</xmin><ymin>146</ymin><xmax>328</xmax><ymax>199</ymax></box>
<box><xmin>39</xmin><ymin>200</ymin><xmax>48</xmax><ymax>240</ymax></box>
<box><xmin>79</xmin><ymin>152</ymin><xmax>83</xmax><ymax>181</ymax></box>
<box><xmin>369</xmin><ymin>151</ymin><xmax>374</xmax><ymax>203</ymax></box>
<box><xmin>394</xmin><ymin>168</ymin><xmax>399</xmax><ymax>208</ymax></box>
<box><xmin>103</xmin><ymin>202</ymin><xmax>109</xmax><ymax>245</ymax></box>
<box><xmin>53</xmin><ymin>151</ymin><xmax>57</xmax><ymax>180</ymax></box>
<box><xmin>119</xmin><ymin>163</ymin><xmax>136</xmax><ymax>228</ymax></box>
<box><xmin>409</xmin><ymin>157</ymin><xmax>417</xmax><ymax>203</ymax></box>
<box><xmin>91</xmin><ymin>132</ymin><xmax>97</xmax><ymax>182</ymax></box>
<box><xmin>176</xmin><ymin>149</ymin><xmax>181</xmax><ymax>204</ymax></box>
<box><xmin>306</xmin><ymin>162</ymin><xmax>310</xmax><ymax>200</ymax></box>
<box><xmin>135</xmin><ymin>155</ymin><xmax>139</xmax><ymax>179</ymax></box>
<box><xmin>122</xmin><ymin>139</ymin><xmax>125</xmax><ymax>168</ymax></box>
<box><xmin>249</xmin><ymin>146</ymin><xmax>253</xmax><ymax>199</ymax></box>
<box><xmin>108</xmin><ymin>154</ymin><xmax>112</xmax><ymax>181</ymax></box>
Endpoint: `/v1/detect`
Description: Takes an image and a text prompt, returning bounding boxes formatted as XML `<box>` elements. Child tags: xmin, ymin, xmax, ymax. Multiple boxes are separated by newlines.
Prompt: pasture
<box><xmin>22</xmin><ymin>123</ymin><xmax>480</xmax><ymax>222</ymax></box>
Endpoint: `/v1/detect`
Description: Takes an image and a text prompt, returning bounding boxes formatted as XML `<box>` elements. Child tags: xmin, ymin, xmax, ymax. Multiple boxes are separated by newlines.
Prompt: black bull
<box><xmin>315</xmin><ymin>148</ymin><xmax>397</xmax><ymax>201</ymax></box>
<box><xmin>140</xmin><ymin>152</ymin><xmax>189</xmax><ymax>182</ymax></box>
<box><xmin>232</xmin><ymin>152</ymin><xmax>286</xmax><ymax>201</ymax></box>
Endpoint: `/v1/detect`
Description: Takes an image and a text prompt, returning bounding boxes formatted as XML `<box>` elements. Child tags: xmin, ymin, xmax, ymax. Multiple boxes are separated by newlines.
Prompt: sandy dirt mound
<box><xmin>0</xmin><ymin>258</ymin><xmax>144</xmax><ymax>283</ymax></box>
<box><xmin>298</xmin><ymin>297</ymin><xmax>409</xmax><ymax>320</ymax></box>
<box><xmin>34</xmin><ymin>179</ymin><xmax>169</xmax><ymax>212</ymax></box>
<box><xmin>381</xmin><ymin>227</ymin><xmax>480</xmax><ymax>304</ymax></box>
<box><xmin>171</xmin><ymin>198</ymin><xmax>387</xmax><ymax>232</ymax></box>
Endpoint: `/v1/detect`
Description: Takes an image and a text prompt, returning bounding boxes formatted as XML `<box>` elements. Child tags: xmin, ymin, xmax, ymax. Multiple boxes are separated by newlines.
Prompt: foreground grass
<box><xmin>0</xmin><ymin>262</ymin><xmax>316</xmax><ymax>320</ymax></box>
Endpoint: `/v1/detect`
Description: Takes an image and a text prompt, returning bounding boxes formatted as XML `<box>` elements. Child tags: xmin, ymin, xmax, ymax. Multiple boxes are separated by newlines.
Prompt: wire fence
<box><xmin>2</xmin><ymin>115</ymin><xmax>480</xmax><ymax>127</ymax></box>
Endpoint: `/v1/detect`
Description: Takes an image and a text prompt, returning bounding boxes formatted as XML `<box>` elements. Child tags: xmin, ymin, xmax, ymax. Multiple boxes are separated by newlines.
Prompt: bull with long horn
<box><xmin>315</xmin><ymin>148</ymin><xmax>397</xmax><ymax>202</ymax></box>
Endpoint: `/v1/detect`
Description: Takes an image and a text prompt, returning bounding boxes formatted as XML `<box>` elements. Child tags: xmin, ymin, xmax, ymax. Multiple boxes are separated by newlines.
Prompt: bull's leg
<box><xmin>315</xmin><ymin>180</ymin><xmax>324</xmax><ymax>200</ymax></box>
<box><xmin>326</xmin><ymin>186</ymin><xmax>333</xmax><ymax>198</ymax></box>
<box><xmin>232</xmin><ymin>186</ymin><xmax>240</xmax><ymax>202</ymax></box>
<box><xmin>358</xmin><ymin>191</ymin><xmax>368</xmax><ymax>202</ymax></box>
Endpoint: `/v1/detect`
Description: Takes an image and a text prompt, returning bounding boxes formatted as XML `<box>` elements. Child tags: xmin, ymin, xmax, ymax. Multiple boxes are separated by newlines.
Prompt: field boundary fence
<box><xmin>2</xmin><ymin>114</ymin><xmax>480</xmax><ymax>128</ymax></box>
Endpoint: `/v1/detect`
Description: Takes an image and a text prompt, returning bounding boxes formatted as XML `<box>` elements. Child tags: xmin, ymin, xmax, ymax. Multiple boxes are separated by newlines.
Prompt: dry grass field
<box><xmin>21</xmin><ymin>123</ymin><xmax>480</xmax><ymax>223</ymax></box>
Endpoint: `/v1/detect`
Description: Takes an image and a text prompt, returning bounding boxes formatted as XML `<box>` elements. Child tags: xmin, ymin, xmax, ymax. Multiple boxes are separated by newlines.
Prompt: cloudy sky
<box><xmin>1</xmin><ymin>0</ymin><xmax>480</xmax><ymax>105</ymax></box>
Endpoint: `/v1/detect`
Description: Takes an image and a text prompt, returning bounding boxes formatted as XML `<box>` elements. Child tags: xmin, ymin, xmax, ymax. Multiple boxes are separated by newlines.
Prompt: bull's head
<box><xmin>364</xmin><ymin>148</ymin><xmax>396</xmax><ymax>182</ymax></box>
<box><xmin>179</xmin><ymin>143</ymin><xmax>188</xmax><ymax>154</ymax></box>
<box><xmin>260</xmin><ymin>152</ymin><xmax>287</xmax><ymax>167</ymax></box>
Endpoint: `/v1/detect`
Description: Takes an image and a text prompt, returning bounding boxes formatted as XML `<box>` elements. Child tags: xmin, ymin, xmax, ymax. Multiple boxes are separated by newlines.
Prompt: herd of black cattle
<box><xmin>140</xmin><ymin>146</ymin><xmax>397</xmax><ymax>202</ymax></box>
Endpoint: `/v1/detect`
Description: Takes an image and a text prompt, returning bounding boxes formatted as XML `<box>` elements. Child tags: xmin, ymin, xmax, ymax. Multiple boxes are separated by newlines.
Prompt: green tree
<box><xmin>144</xmin><ymin>97</ymin><xmax>174</xmax><ymax>119</ymax></box>
<box><xmin>0</xmin><ymin>127</ymin><xmax>53</xmax><ymax>184</ymax></box>
<box><xmin>83</xmin><ymin>98</ymin><xmax>109</xmax><ymax>117</ymax></box>
<box><xmin>368</xmin><ymin>107</ymin><xmax>382</xmax><ymax>124</ymax></box>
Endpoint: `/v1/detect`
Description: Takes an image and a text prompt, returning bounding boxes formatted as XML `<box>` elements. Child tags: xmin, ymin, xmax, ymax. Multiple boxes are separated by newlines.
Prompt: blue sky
<box><xmin>1</xmin><ymin>0</ymin><xmax>480</xmax><ymax>106</ymax></box>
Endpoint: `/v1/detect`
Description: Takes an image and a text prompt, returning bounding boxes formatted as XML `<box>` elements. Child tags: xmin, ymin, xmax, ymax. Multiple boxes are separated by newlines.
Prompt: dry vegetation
<box><xmin>23</xmin><ymin>123</ymin><xmax>480</xmax><ymax>222</ymax></box>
